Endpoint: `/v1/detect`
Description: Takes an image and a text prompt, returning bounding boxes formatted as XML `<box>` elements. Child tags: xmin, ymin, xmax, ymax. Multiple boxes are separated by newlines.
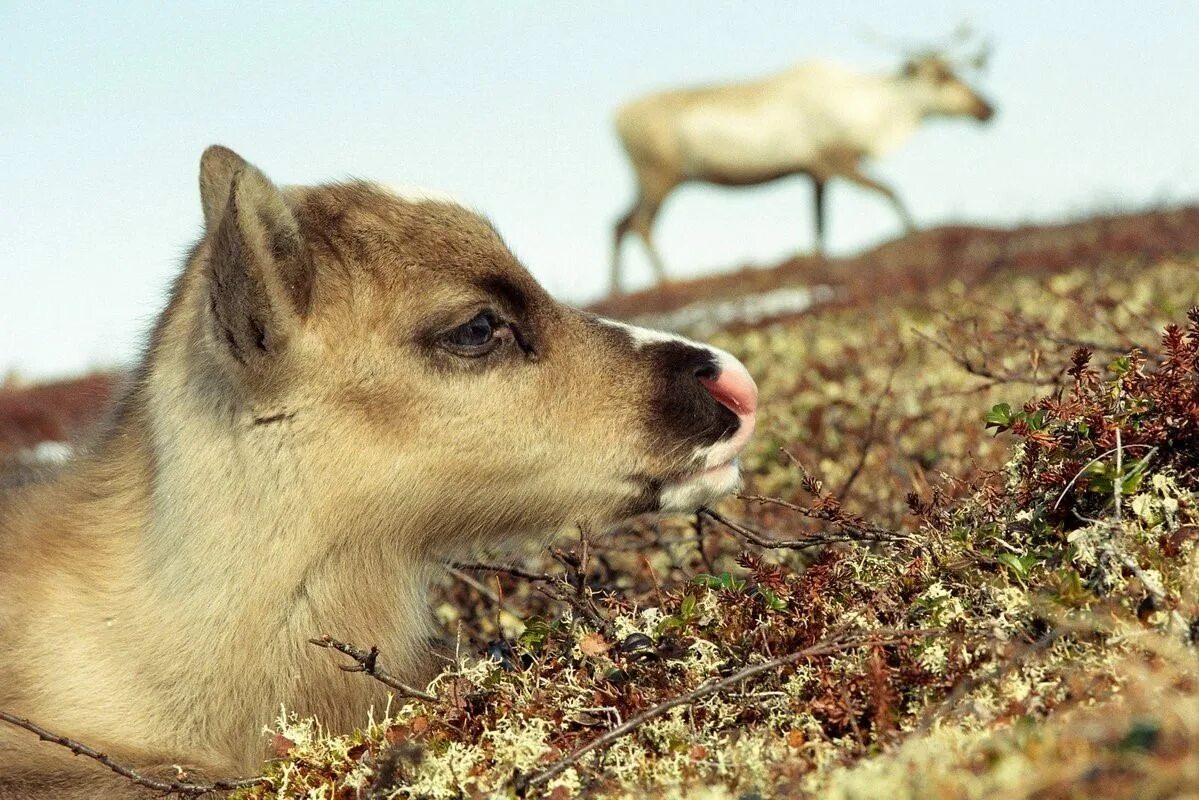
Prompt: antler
<box><xmin>863</xmin><ymin>21</ymin><xmax>992</xmax><ymax>72</ymax></box>
<box><xmin>966</xmin><ymin>38</ymin><xmax>993</xmax><ymax>72</ymax></box>
<box><xmin>943</xmin><ymin>22</ymin><xmax>992</xmax><ymax>72</ymax></box>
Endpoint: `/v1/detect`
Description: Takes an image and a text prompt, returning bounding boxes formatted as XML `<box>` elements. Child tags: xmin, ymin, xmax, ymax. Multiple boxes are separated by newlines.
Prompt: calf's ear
<box><xmin>198</xmin><ymin>146</ymin><xmax>312</xmax><ymax>372</ymax></box>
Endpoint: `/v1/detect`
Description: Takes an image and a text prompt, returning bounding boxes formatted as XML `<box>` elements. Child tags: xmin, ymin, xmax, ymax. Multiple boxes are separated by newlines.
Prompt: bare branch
<box><xmin>838</xmin><ymin>353</ymin><xmax>902</xmax><ymax>500</ymax></box>
<box><xmin>912</xmin><ymin>327</ymin><xmax>1065</xmax><ymax>387</ymax></box>
<box><xmin>552</xmin><ymin>524</ymin><xmax>601</xmax><ymax>639</ymax></box>
<box><xmin>452</xmin><ymin>555</ymin><xmax>615</xmax><ymax>637</ymax></box>
<box><xmin>443</xmin><ymin>564</ymin><xmax>527</xmax><ymax>624</ymax></box>
<box><xmin>0</xmin><ymin>710</ymin><xmax>267</xmax><ymax>797</ymax></box>
<box><xmin>517</xmin><ymin>628</ymin><xmax>940</xmax><ymax>792</ymax></box>
<box><xmin>309</xmin><ymin>635</ymin><xmax>439</xmax><ymax>703</ymax></box>
<box><xmin>741</xmin><ymin>493</ymin><xmax>903</xmax><ymax>540</ymax></box>
<box><xmin>449</xmin><ymin>560</ymin><xmax>554</xmax><ymax>584</ymax></box>
<box><xmin>701</xmin><ymin>505</ymin><xmax>903</xmax><ymax>553</ymax></box>
<box><xmin>700</xmin><ymin>507</ymin><xmax>843</xmax><ymax>550</ymax></box>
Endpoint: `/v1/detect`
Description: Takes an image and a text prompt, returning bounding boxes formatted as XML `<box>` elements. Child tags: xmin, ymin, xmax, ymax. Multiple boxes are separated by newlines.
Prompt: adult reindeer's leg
<box><xmin>612</xmin><ymin>197</ymin><xmax>667</xmax><ymax>292</ymax></box>
<box><xmin>634</xmin><ymin>197</ymin><xmax>669</xmax><ymax>284</ymax></box>
<box><xmin>842</xmin><ymin>167</ymin><xmax>916</xmax><ymax>234</ymax></box>
<box><xmin>612</xmin><ymin>166</ymin><xmax>675</xmax><ymax>292</ymax></box>
<box><xmin>630</xmin><ymin>170</ymin><xmax>676</xmax><ymax>285</ymax></box>
<box><xmin>812</xmin><ymin>177</ymin><xmax>827</xmax><ymax>255</ymax></box>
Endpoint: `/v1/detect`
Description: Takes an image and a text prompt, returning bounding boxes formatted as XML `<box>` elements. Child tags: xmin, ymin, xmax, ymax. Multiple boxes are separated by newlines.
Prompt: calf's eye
<box><xmin>441</xmin><ymin>311</ymin><xmax>507</xmax><ymax>357</ymax></box>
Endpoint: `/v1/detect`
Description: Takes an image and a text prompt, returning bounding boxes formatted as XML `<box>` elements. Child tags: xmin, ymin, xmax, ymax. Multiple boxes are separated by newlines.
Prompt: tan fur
<box><xmin>0</xmin><ymin>148</ymin><xmax>748</xmax><ymax>797</ymax></box>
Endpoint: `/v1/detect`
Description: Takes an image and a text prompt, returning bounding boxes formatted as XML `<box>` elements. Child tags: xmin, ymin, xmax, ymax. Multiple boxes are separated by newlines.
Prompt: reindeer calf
<box><xmin>0</xmin><ymin>147</ymin><xmax>758</xmax><ymax>797</ymax></box>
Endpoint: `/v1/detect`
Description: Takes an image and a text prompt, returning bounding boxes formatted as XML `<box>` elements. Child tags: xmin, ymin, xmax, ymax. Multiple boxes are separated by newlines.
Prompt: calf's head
<box><xmin>184</xmin><ymin>146</ymin><xmax>757</xmax><ymax>549</ymax></box>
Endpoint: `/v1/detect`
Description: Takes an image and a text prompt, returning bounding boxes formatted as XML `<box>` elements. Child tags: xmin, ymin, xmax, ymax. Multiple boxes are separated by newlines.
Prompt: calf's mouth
<box><xmin>651</xmin><ymin>342</ymin><xmax>759</xmax><ymax>512</ymax></box>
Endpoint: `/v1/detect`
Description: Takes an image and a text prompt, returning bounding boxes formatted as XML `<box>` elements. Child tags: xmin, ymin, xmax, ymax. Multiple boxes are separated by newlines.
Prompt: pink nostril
<box><xmin>699</xmin><ymin>357</ymin><xmax>759</xmax><ymax>417</ymax></box>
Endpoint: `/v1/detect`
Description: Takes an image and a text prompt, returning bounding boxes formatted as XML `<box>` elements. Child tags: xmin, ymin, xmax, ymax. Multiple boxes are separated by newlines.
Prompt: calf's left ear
<box><xmin>198</xmin><ymin>145</ymin><xmax>312</xmax><ymax>372</ymax></box>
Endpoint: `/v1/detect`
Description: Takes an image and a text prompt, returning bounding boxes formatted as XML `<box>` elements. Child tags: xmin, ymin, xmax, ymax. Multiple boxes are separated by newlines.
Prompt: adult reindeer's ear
<box><xmin>198</xmin><ymin>146</ymin><xmax>312</xmax><ymax>371</ymax></box>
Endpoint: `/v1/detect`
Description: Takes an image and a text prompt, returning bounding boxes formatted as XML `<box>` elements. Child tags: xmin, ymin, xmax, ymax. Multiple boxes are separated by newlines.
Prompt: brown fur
<box><xmin>0</xmin><ymin>148</ymin><xmax>749</xmax><ymax>797</ymax></box>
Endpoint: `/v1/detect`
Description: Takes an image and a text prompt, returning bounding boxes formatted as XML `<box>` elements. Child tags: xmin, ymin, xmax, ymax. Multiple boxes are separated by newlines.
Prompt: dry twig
<box><xmin>912</xmin><ymin>326</ymin><xmax>1066</xmax><ymax>387</ymax></box>
<box><xmin>838</xmin><ymin>353</ymin><xmax>902</xmax><ymax>500</ymax></box>
<box><xmin>453</xmin><ymin>554</ymin><xmax>615</xmax><ymax>636</ymax></box>
<box><xmin>309</xmin><ymin>635</ymin><xmax>439</xmax><ymax>703</ymax></box>
<box><xmin>443</xmin><ymin>564</ymin><xmax>526</xmax><ymax>625</ymax></box>
<box><xmin>701</xmin><ymin>505</ymin><xmax>903</xmax><ymax>552</ymax></box>
<box><xmin>449</xmin><ymin>560</ymin><xmax>553</xmax><ymax>584</ymax></box>
<box><xmin>0</xmin><ymin>710</ymin><xmax>268</xmax><ymax>797</ymax></box>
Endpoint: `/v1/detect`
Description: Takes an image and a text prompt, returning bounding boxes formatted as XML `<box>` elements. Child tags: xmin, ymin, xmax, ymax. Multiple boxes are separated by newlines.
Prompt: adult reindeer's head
<box><xmin>182</xmin><ymin>146</ymin><xmax>757</xmax><ymax>551</ymax></box>
<box><xmin>900</xmin><ymin>51</ymin><xmax>995</xmax><ymax>122</ymax></box>
<box><xmin>880</xmin><ymin>23</ymin><xmax>995</xmax><ymax>123</ymax></box>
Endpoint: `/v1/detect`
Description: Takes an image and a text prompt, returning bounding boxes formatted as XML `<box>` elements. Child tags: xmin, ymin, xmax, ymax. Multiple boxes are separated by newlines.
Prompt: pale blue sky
<box><xmin>3</xmin><ymin>2</ymin><xmax>1198</xmax><ymax>377</ymax></box>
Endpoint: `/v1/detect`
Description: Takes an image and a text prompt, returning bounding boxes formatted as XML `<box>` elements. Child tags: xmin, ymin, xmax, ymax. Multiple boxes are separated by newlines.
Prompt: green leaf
<box><xmin>996</xmin><ymin>552</ymin><xmax>1040</xmax><ymax>583</ymax></box>
<box><xmin>518</xmin><ymin>616</ymin><xmax>554</xmax><ymax>651</ymax></box>
<box><xmin>1084</xmin><ymin>456</ymin><xmax>1150</xmax><ymax>496</ymax></box>
<box><xmin>985</xmin><ymin>403</ymin><xmax>1015</xmax><ymax>430</ymax></box>
<box><xmin>1120</xmin><ymin>457</ymin><xmax>1150</xmax><ymax>494</ymax></box>
<box><xmin>1054</xmin><ymin>568</ymin><xmax>1094</xmax><ymax>608</ymax></box>
<box><xmin>1118</xmin><ymin>719</ymin><xmax>1160</xmax><ymax>752</ymax></box>
<box><xmin>1025</xmin><ymin>409</ymin><xmax>1049</xmax><ymax>431</ymax></box>
<box><xmin>758</xmin><ymin>588</ymin><xmax>787</xmax><ymax>612</ymax></box>
<box><xmin>693</xmin><ymin>572</ymin><xmax>746</xmax><ymax>592</ymax></box>
<box><xmin>659</xmin><ymin>594</ymin><xmax>701</xmax><ymax>633</ymax></box>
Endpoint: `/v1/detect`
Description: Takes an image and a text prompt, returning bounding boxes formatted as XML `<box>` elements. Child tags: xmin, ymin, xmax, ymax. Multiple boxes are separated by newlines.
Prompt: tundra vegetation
<box><xmin>5</xmin><ymin>215</ymin><xmax>1199</xmax><ymax>799</ymax></box>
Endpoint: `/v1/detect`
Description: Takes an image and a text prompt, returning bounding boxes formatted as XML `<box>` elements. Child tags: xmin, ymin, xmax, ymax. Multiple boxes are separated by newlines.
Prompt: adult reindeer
<box><xmin>610</xmin><ymin>37</ymin><xmax>994</xmax><ymax>293</ymax></box>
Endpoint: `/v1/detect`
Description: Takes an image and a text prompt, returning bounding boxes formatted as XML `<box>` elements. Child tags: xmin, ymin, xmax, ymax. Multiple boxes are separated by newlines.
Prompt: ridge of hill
<box><xmin>592</xmin><ymin>205</ymin><xmax>1199</xmax><ymax>335</ymax></box>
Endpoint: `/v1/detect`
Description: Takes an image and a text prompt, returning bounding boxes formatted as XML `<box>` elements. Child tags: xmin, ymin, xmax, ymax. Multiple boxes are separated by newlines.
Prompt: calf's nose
<box><xmin>698</xmin><ymin>352</ymin><xmax>758</xmax><ymax>417</ymax></box>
